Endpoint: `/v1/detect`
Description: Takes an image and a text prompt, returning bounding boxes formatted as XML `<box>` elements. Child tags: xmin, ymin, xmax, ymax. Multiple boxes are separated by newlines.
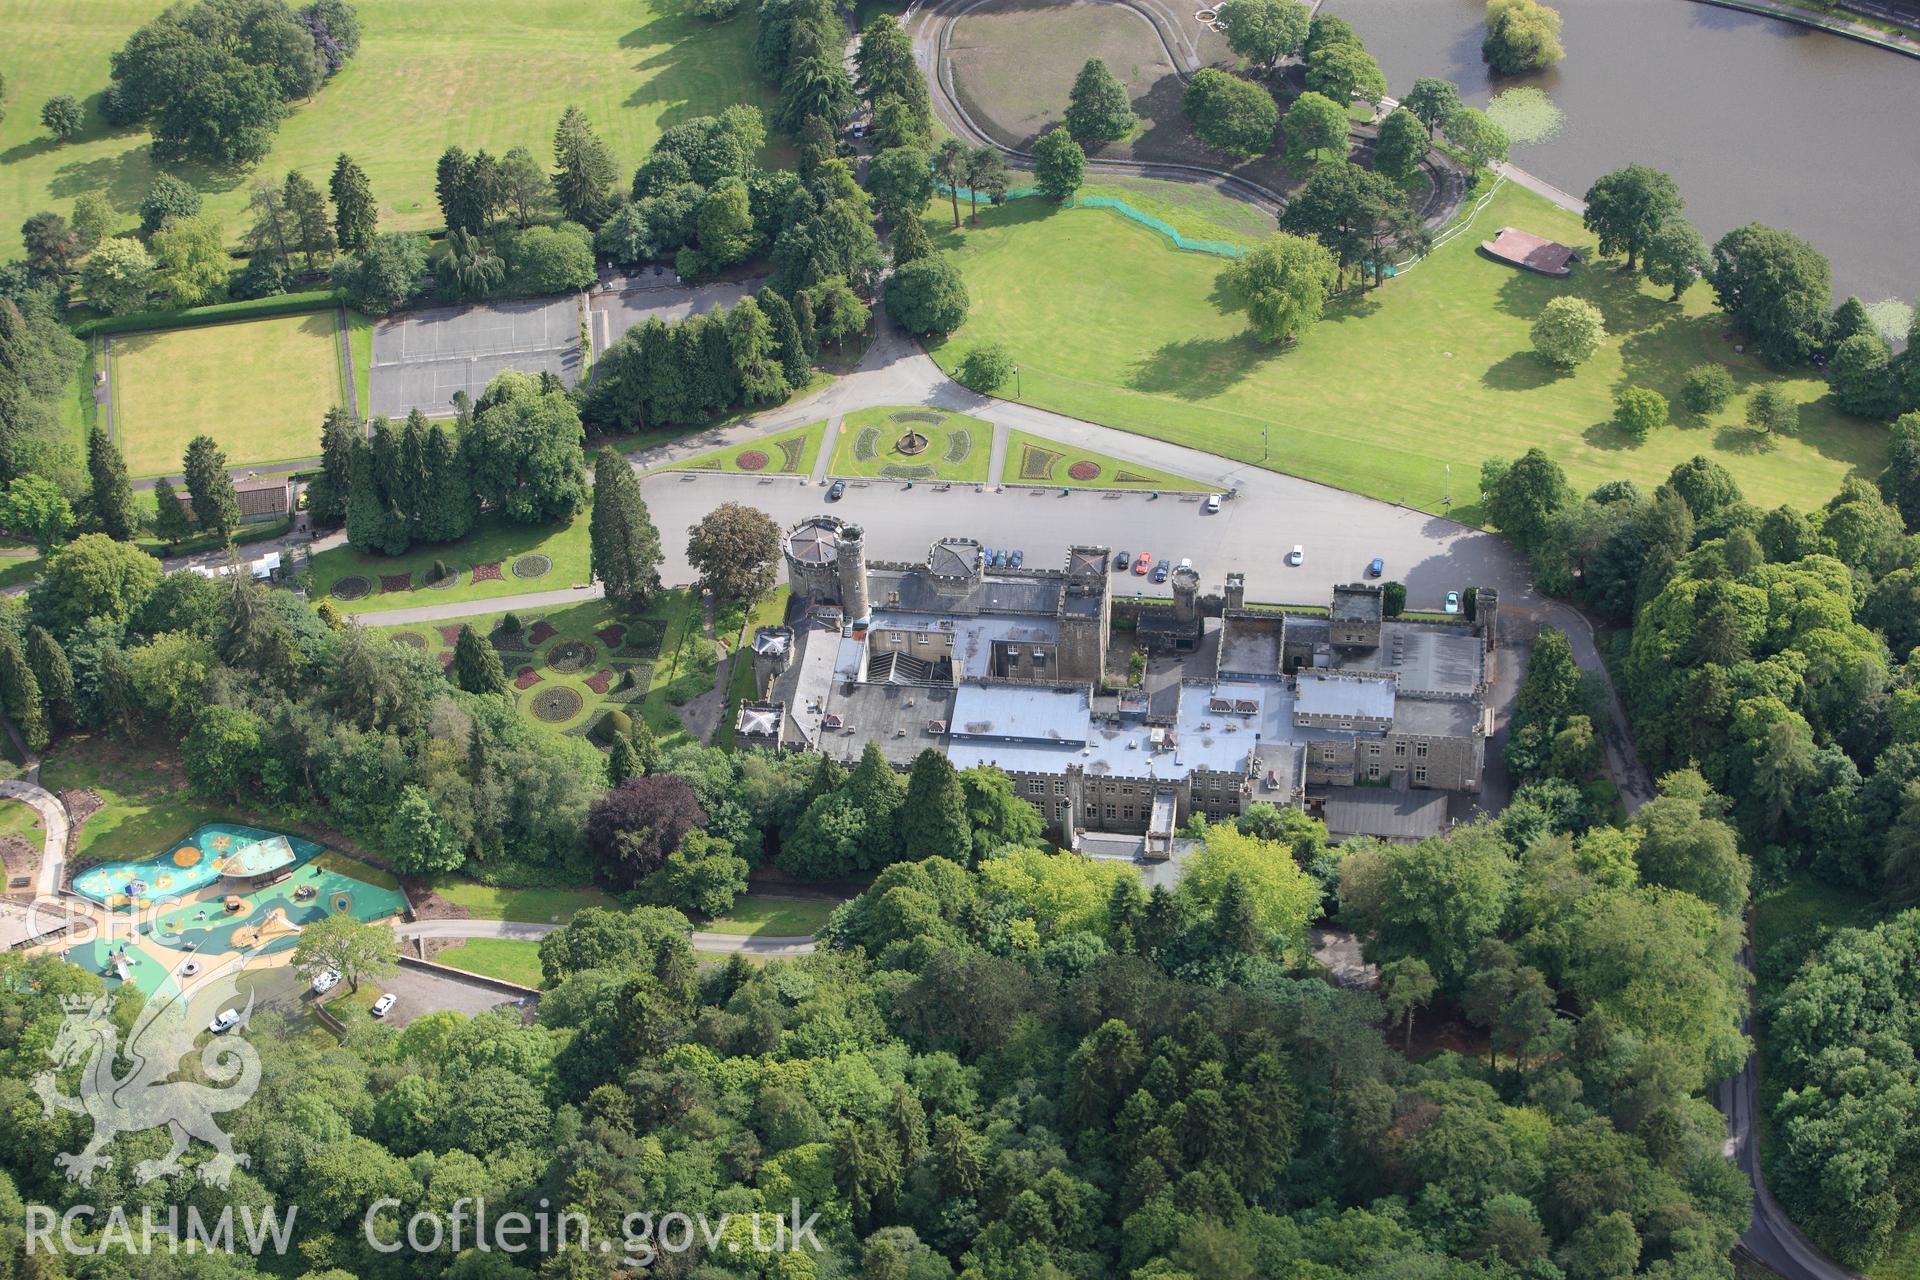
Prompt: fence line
<box><xmin>934</xmin><ymin>182</ymin><xmax>1250</xmax><ymax>258</ymax></box>
<box><xmin>1390</xmin><ymin>175</ymin><xmax>1508</xmax><ymax>274</ymax></box>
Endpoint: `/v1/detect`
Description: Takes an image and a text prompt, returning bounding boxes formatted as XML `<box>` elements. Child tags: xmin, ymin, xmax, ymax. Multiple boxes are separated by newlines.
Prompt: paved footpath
<box><xmin>0</xmin><ymin>779</ymin><xmax>70</xmax><ymax>900</ymax></box>
<box><xmin>393</xmin><ymin>917</ymin><xmax>817</xmax><ymax>957</ymax></box>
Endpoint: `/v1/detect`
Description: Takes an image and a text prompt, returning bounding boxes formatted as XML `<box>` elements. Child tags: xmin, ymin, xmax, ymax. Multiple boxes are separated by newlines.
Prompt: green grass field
<box><xmin>312</xmin><ymin>511</ymin><xmax>591</xmax><ymax>609</ymax></box>
<box><xmin>1003</xmin><ymin>428</ymin><xmax>1209</xmax><ymax>490</ymax></box>
<box><xmin>669</xmin><ymin>420</ymin><xmax>827</xmax><ymax>475</ymax></box>
<box><xmin>928</xmin><ymin>181</ymin><xmax>1885</xmax><ymax>518</ymax></box>
<box><xmin>434</xmin><ymin>938</ymin><xmax>546</xmax><ymax>987</ymax></box>
<box><xmin>0</xmin><ymin>0</ymin><xmax>776</xmax><ymax>255</ymax></box>
<box><xmin>701</xmin><ymin>892</ymin><xmax>840</xmax><ymax>937</ymax></box>
<box><xmin>0</xmin><ymin>549</ymin><xmax>44</xmax><ymax>593</ymax></box>
<box><xmin>110</xmin><ymin>311</ymin><xmax>346</xmax><ymax>477</ymax></box>
<box><xmin>425</xmin><ymin>878</ymin><xmax>621</xmax><ymax>923</ymax></box>
<box><xmin>828</xmin><ymin>407</ymin><xmax>993</xmax><ymax>483</ymax></box>
<box><xmin>40</xmin><ymin>734</ymin><xmax>223</xmax><ymax>865</ymax></box>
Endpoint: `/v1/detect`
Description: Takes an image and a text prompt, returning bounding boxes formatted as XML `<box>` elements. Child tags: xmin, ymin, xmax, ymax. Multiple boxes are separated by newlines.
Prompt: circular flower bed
<box><xmin>391</xmin><ymin>631</ymin><xmax>428</xmax><ymax>649</ymax></box>
<box><xmin>530</xmin><ymin>686</ymin><xmax>584</xmax><ymax>723</ymax></box>
<box><xmin>546</xmin><ymin>640</ymin><xmax>595</xmax><ymax>674</ymax></box>
<box><xmin>511</xmin><ymin>554</ymin><xmax>551</xmax><ymax>580</ymax></box>
<box><xmin>736</xmin><ymin>450</ymin><xmax>770</xmax><ymax>471</ymax></box>
<box><xmin>1067</xmin><ymin>461</ymin><xmax>1101</xmax><ymax>482</ymax></box>
<box><xmin>331</xmin><ymin>575</ymin><xmax>372</xmax><ymax>601</ymax></box>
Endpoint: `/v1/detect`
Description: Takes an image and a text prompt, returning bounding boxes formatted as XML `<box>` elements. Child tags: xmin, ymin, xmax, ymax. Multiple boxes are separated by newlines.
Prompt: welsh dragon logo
<box><xmin>33</xmin><ymin>964</ymin><xmax>261</xmax><ymax>1188</ymax></box>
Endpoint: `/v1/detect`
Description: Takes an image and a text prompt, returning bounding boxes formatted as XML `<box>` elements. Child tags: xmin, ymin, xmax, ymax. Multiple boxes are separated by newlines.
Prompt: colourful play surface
<box><xmin>65</xmin><ymin>859</ymin><xmax>409</xmax><ymax>996</ymax></box>
<box><xmin>71</xmin><ymin>823</ymin><xmax>317</xmax><ymax>909</ymax></box>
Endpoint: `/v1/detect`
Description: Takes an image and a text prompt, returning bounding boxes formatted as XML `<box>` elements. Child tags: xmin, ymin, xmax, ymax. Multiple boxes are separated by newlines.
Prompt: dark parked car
<box><xmin>1367</xmin><ymin>557</ymin><xmax>1384</xmax><ymax>578</ymax></box>
<box><xmin>1009</xmin><ymin>549</ymin><xmax>1024</xmax><ymax>568</ymax></box>
<box><xmin>1151</xmin><ymin>559</ymin><xmax>1170</xmax><ymax>583</ymax></box>
<box><xmin>1114</xmin><ymin>551</ymin><xmax>1131</xmax><ymax>571</ymax></box>
<box><xmin>826</xmin><ymin>480</ymin><xmax>845</xmax><ymax>501</ymax></box>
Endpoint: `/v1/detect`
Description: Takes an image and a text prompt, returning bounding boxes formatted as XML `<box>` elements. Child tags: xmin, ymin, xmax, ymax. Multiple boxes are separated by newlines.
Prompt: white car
<box><xmin>1287</xmin><ymin>545</ymin><xmax>1304</xmax><ymax>566</ymax></box>
<box><xmin>1204</xmin><ymin>493</ymin><xmax>1221</xmax><ymax>513</ymax></box>
<box><xmin>370</xmin><ymin>994</ymin><xmax>397</xmax><ymax>1019</ymax></box>
<box><xmin>1444</xmin><ymin>590</ymin><xmax>1462</xmax><ymax>614</ymax></box>
<box><xmin>310</xmin><ymin>969</ymin><xmax>341</xmax><ymax>995</ymax></box>
<box><xmin>207</xmin><ymin>1009</ymin><xmax>241</xmax><ymax>1034</ymax></box>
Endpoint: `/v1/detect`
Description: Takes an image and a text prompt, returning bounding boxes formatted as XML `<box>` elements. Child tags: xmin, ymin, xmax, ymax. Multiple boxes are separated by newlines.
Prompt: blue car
<box><xmin>1009</xmin><ymin>549</ymin><xmax>1024</xmax><ymax>568</ymax></box>
<box><xmin>1151</xmin><ymin>559</ymin><xmax>1170</xmax><ymax>583</ymax></box>
<box><xmin>1367</xmin><ymin>557</ymin><xmax>1384</xmax><ymax>578</ymax></box>
<box><xmin>981</xmin><ymin>547</ymin><xmax>996</xmax><ymax>565</ymax></box>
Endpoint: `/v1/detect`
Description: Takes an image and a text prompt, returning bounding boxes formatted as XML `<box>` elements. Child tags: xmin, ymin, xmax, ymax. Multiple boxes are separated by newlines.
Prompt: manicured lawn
<box><xmin>426</xmin><ymin>878</ymin><xmax>622</xmax><ymax>923</ymax></box>
<box><xmin>1003</xmin><ymin>427</ymin><xmax>1209</xmax><ymax>491</ymax></box>
<box><xmin>314</xmin><ymin>511</ymin><xmax>592</xmax><ymax>610</ymax></box>
<box><xmin>110</xmin><ymin>311</ymin><xmax>346</xmax><ymax>478</ymax></box>
<box><xmin>1073</xmin><ymin>177</ymin><xmax>1272</xmax><ymax>249</ymax></box>
<box><xmin>701</xmin><ymin>892</ymin><xmax>841</xmax><ymax>937</ymax></box>
<box><xmin>0</xmin><ymin>0</ymin><xmax>777</xmax><ymax>254</ymax></box>
<box><xmin>40</xmin><ymin>734</ymin><xmax>223</xmax><ymax>866</ymax></box>
<box><xmin>828</xmin><ymin>406</ymin><xmax>993</xmax><ymax>483</ymax></box>
<box><xmin>378</xmin><ymin>587</ymin><xmax>709</xmax><ymax>741</ymax></box>
<box><xmin>929</xmin><ymin>180</ymin><xmax>1885</xmax><ymax>518</ymax></box>
<box><xmin>435</xmin><ymin>938</ymin><xmax>546</xmax><ymax>987</ymax></box>
<box><xmin>668</xmin><ymin>420</ymin><xmax>827</xmax><ymax>475</ymax></box>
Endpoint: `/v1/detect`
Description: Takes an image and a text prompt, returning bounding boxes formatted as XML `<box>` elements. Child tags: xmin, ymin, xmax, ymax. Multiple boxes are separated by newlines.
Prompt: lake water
<box><xmin>1326</xmin><ymin>0</ymin><xmax>1920</xmax><ymax>304</ymax></box>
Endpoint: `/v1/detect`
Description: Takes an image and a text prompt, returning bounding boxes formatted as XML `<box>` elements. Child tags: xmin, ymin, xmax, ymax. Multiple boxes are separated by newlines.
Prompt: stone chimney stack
<box><xmin>1224</xmin><ymin>572</ymin><xmax>1245</xmax><ymax>611</ymax></box>
<box><xmin>1475</xmin><ymin>587</ymin><xmax>1499</xmax><ymax>652</ymax></box>
<box><xmin>1170</xmin><ymin>564</ymin><xmax>1201</xmax><ymax>626</ymax></box>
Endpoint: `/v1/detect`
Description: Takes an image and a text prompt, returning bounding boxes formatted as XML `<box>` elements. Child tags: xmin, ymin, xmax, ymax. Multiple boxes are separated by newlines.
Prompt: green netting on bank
<box><xmin>934</xmin><ymin>182</ymin><xmax>1249</xmax><ymax>258</ymax></box>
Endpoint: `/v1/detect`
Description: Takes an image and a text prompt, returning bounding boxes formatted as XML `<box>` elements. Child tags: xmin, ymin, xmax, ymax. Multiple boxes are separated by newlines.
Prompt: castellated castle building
<box><xmin>737</xmin><ymin>516</ymin><xmax>1496</xmax><ymax>850</ymax></box>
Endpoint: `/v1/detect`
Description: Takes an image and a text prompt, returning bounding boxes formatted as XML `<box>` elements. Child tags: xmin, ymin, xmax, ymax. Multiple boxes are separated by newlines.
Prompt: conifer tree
<box><xmin>25</xmin><ymin>626</ymin><xmax>73</xmax><ymax>728</ymax></box>
<box><xmin>589</xmin><ymin>447</ymin><xmax>663</xmax><ymax>604</ymax></box>
<box><xmin>182</xmin><ymin>435</ymin><xmax>240</xmax><ymax>541</ymax></box>
<box><xmin>452</xmin><ymin>624</ymin><xmax>508</xmax><ymax>695</ymax></box>
<box><xmin>151</xmin><ymin>476</ymin><xmax>192</xmax><ymax>548</ymax></box>
<box><xmin>899</xmin><ymin>748</ymin><xmax>971</xmax><ymax>863</ymax></box>
<box><xmin>330</xmin><ymin>153</ymin><xmax>377</xmax><ymax>250</ymax></box>
<box><xmin>0</xmin><ymin>630</ymin><xmax>47</xmax><ymax>751</ymax></box>
<box><xmin>607</xmin><ymin>731</ymin><xmax>642</xmax><ymax>786</ymax></box>
<box><xmin>86</xmin><ymin>426</ymin><xmax>137</xmax><ymax>541</ymax></box>
<box><xmin>283</xmin><ymin>170</ymin><xmax>336</xmax><ymax>269</ymax></box>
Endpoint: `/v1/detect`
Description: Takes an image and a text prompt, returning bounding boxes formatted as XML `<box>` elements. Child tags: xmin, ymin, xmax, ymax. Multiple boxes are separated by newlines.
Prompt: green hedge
<box><xmin>76</xmin><ymin>290</ymin><xmax>349</xmax><ymax>337</ymax></box>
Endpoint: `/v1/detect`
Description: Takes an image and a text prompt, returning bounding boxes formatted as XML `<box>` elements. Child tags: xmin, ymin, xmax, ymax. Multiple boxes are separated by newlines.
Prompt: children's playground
<box><xmin>71</xmin><ymin>823</ymin><xmax>314</xmax><ymax>909</ymax></box>
<box><xmin>60</xmin><ymin>825</ymin><xmax>407</xmax><ymax>998</ymax></box>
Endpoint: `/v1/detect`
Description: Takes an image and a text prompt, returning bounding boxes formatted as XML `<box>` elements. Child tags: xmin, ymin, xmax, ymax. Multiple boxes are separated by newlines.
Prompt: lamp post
<box><xmin>1443</xmin><ymin>463</ymin><xmax>1452</xmax><ymax>514</ymax></box>
<box><xmin>1262</xmin><ymin>427</ymin><xmax>1269</xmax><ymax>462</ymax></box>
<box><xmin>1014</xmin><ymin>364</ymin><xmax>1021</xmax><ymax>398</ymax></box>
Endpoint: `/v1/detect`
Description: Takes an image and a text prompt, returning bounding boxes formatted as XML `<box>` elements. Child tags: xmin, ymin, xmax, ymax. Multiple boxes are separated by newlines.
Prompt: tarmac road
<box><xmin>639</xmin><ymin>469</ymin><xmax>1528</xmax><ymax>614</ymax></box>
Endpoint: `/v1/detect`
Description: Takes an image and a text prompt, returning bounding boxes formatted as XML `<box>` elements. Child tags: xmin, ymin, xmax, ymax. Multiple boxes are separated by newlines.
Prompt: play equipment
<box><xmin>230</xmin><ymin>908</ymin><xmax>300</xmax><ymax>951</ymax></box>
<box><xmin>224</xmin><ymin>895</ymin><xmax>247</xmax><ymax>914</ymax></box>
<box><xmin>292</xmin><ymin>882</ymin><xmax>318</xmax><ymax>902</ymax></box>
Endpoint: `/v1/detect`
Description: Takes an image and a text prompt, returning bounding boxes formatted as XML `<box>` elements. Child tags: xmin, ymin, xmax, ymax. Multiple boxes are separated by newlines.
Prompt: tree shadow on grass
<box><xmin>1581</xmin><ymin>419</ymin><xmax>1638</xmax><ymax>452</ymax></box>
<box><xmin>1482</xmin><ymin>350</ymin><xmax>1567</xmax><ymax>392</ymax></box>
<box><xmin>1127</xmin><ymin>334</ymin><xmax>1263</xmax><ymax>400</ymax></box>
<box><xmin>1713</xmin><ymin>425</ymin><xmax>1774</xmax><ymax>455</ymax></box>
<box><xmin>1492</xmin><ymin>257</ymin><xmax>1673</xmax><ymax>338</ymax></box>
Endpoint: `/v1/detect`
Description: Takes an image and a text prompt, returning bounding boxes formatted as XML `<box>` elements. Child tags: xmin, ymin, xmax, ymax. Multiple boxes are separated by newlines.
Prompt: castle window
<box><xmin>1415</xmin><ymin>742</ymin><xmax>1429</xmax><ymax>758</ymax></box>
<box><xmin>1027</xmin><ymin>780</ymin><xmax>1044</xmax><ymax>796</ymax></box>
<box><xmin>1414</xmin><ymin>766</ymin><xmax>1428</xmax><ymax>784</ymax></box>
<box><xmin>1395</xmin><ymin>742</ymin><xmax>1406</xmax><ymax>756</ymax></box>
<box><xmin>1368</xmin><ymin>764</ymin><xmax>1381</xmax><ymax>780</ymax></box>
<box><xmin>1105</xmin><ymin>805</ymin><xmax>1118</xmax><ymax>820</ymax></box>
<box><xmin>1054</xmin><ymin>780</ymin><xmax>1066</xmax><ymax>797</ymax></box>
<box><xmin>1122</xmin><ymin>806</ymin><xmax>1134</xmax><ymax>821</ymax></box>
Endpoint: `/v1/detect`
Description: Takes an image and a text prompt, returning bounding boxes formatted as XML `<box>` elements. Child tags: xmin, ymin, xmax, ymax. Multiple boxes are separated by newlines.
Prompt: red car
<box><xmin>1132</xmin><ymin>552</ymin><xmax>1152</xmax><ymax>575</ymax></box>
